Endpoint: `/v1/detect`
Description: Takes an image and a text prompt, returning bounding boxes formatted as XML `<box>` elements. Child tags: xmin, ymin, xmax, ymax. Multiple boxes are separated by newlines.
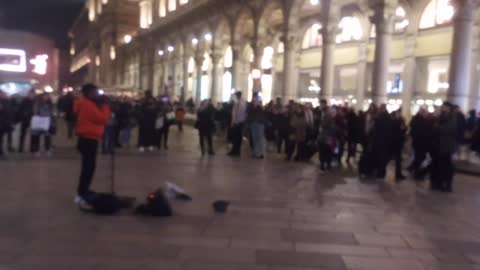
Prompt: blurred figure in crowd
<box><xmin>137</xmin><ymin>90</ymin><xmax>157</xmax><ymax>152</ymax></box>
<box><xmin>30</xmin><ymin>93</ymin><xmax>54</xmax><ymax>156</ymax></box>
<box><xmin>0</xmin><ymin>92</ymin><xmax>14</xmax><ymax>157</ymax></box>
<box><xmin>175</xmin><ymin>102</ymin><xmax>186</xmax><ymax>132</ymax></box>
<box><xmin>16</xmin><ymin>90</ymin><xmax>35</xmax><ymax>152</ymax></box>
<box><xmin>430</xmin><ymin>102</ymin><xmax>457</xmax><ymax>192</ymax></box>
<box><xmin>391</xmin><ymin>109</ymin><xmax>407</xmax><ymax>181</ymax></box>
<box><xmin>196</xmin><ymin>100</ymin><xmax>215</xmax><ymax>156</ymax></box>
<box><xmin>248</xmin><ymin>96</ymin><xmax>267</xmax><ymax>159</ymax></box>
<box><xmin>228</xmin><ymin>91</ymin><xmax>247</xmax><ymax>157</ymax></box>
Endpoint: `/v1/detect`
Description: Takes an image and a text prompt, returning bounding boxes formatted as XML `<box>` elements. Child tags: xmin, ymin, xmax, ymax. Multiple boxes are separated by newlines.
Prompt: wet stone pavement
<box><xmin>1</xmin><ymin>126</ymin><xmax>480</xmax><ymax>270</ymax></box>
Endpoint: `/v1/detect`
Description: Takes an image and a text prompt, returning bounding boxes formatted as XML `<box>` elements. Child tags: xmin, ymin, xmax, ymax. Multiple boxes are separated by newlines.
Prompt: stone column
<box><xmin>401</xmin><ymin>34</ymin><xmax>417</xmax><ymax>118</ymax></box>
<box><xmin>320</xmin><ymin>0</ymin><xmax>339</xmax><ymax>103</ymax></box>
<box><xmin>356</xmin><ymin>42</ymin><xmax>368</xmax><ymax>110</ymax></box>
<box><xmin>231</xmin><ymin>46</ymin><xmax>242</xmax><ymax>92</ymax></box>
<box><xmin>210</xmin><ymin>53</ymin><xmax>222</xmax><ymax>103</ymax></box>
<box><xmin>194</xmin><ymin>54</ymin><xmax>204</xmax><ymax>104</ymax></box>
<box><xmin>252</xmin><ymin>41</ymin><xmax>264</xmax><ymax>97</ymax></box>
<box><xmin>283</xmin><ymin>34</ymin><xmax>300</xmax><ymax>101</ymax></box>
<box><xmin>369</xmin><ymin>0</ymin><xmax>397</xmax><ymax>105</ymax></box>
<box><xmin>182</xmin><ymin>53</ymin><xmax>191</xmax><ymax>103</ymax></box>
<box><xmin>447</xmin><ymin>0</ymin><xmax>478</xmax><ymax>112</ymax></box>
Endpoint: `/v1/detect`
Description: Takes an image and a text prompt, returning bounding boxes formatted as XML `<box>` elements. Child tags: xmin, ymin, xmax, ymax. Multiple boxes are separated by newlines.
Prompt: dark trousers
<box><xmin>0</xmin><ymin>131</ymin><xmax>4</xmax><ymax>155</ymax></box>
<box><xmin>30</xmin><ymin>133</ymin><xmax>51</xmax><ymax>153</ymax></box>
<box><xmin>18</xmin><ymin>121</ymin><xmax>29</xmax><ymax>152</ymax></box>
<box><xmin>177</xmin><ymin>121</ymin><xmax>183</xmax><ymax>132</ymax></box>
<box><xmin>410</xmin><ymin>146</ymin><xmax>428</xmax><ymax>173</ymax></box>
<box><xmin>199</xmin><ymin>129</ymin><xmax>213</xmax><ymax>154</ymax></box>
<box><xmin>158</xmin><ymin>125</ymin><xmax>170</xmax><ymax>148</ymax></box>
<box><xmin>319</xmin><ymin>143</ymin><xmax>333</xmax><ymax>170</ymax></box>
<box><xmin>295</xmin><ymin>141</ymin><xmax>307</xmax><ymax>161</ymax></box>
<box><xmin>230</xmin><ymin>123</ymin><xmax>244</xmax><ymax>155</ymax></box>
<box><xmin>285</xmin><ymin>138</ymin><xmax>295</xmax><ymax>160</ymax></box>
<box><xmin>373</xmin><ymin>148</ymin><xmax>389</xmax><ymax>178</ymax></box>
<box><xmin>66</xmin><ymin>121</ymin><xmax>75</xmax><ymax>139</ymax></box>
<box><xmin>277</xmin><ymin>130</ymin><xmax>289</xmax><ymax>154</ymax></box>
<box><xmin>347</xmin><ymin>140</ymin><xmax>357</xmax><ymax>162</ymax></box>
<box><xmin>77</xmin><ymin>137</ymin><xmax>98</xmax><ymax>196</ymax></box>
<box><xmin>336</xmin><ymin>139</ymin><xmax>345</xmax><ymax>163</ymax></box>
<box><xmin>430</xmin><ymin>153</ymin><xmax>454</xmax><ymax>191</ymax></box>
<box><xmin>393</xmin><ymin>148</ymin><xmax>403</xmax><ymax>178</ymax></box>
<box><xmin>102</xmin><ymin>126</ymin><xmax>115</xmax><ymax>153</ymax></box>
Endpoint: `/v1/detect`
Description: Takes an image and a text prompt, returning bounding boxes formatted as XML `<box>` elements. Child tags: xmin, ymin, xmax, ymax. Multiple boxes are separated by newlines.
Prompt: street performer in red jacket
<box><xmin>74</xmin><ymin>84</ymin><xmax>110</xmax><ymax>210</ymax></box>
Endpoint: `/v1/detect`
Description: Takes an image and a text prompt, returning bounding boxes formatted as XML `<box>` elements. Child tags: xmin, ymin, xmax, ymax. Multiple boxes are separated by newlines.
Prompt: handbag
<box><xmin>155</xmin><ymin>117</ymin><xmax>165</xmax><ymax>130</ymax></box>
<box><xmin>166</xmin><ymin>112</ymin><xmax>175</xmax><ymax>121</ymax></box>
<box><xmin>31</xmin><ymin>116</ymin><xmax>51</xmax><ymax>131</ymax></box>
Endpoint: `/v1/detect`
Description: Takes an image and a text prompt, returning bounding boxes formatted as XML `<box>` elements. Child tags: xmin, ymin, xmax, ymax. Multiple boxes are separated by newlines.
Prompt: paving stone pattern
<box><xmin>1</xmin><ymin>127</ymin><xmax>480</xmax><ymax>269</ymax></box>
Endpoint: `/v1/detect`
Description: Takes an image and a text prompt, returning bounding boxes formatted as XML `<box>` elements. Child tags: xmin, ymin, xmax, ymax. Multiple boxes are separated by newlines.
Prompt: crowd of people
<box><xmin>2</xmin><ymin>86</ymin><xmax>480</xmax><ymax>194</ymax></box>
<box><xmin>191</xmin><ymin>91</ymin><xmax>480</xmax><ymax>193</ymax></box>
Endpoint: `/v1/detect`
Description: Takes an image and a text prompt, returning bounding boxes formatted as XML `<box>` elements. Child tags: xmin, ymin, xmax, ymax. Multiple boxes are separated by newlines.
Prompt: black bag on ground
<box><xmin>89</xmin><ymin>193</ymin><xmax>123</xmax><ymax>215</ymax></box>
<box><xmin>135</xmin><ymin>188</ymin><xmax>173</xmax><ymax>217</ymax></box>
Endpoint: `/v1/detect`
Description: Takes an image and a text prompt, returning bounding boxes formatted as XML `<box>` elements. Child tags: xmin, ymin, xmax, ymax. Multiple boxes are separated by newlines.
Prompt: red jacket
<box><xmin>74</xmin><ymin>98</ymin><xmax>110</xmax><ymax>140</ymax></box>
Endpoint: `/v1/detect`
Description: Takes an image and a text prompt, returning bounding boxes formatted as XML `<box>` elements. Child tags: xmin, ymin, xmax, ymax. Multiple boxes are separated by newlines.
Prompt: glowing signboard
<box><xmin>30</xmin><ymin>54</ymin><xmax>49</xmax><ymax>75</ymax></box>
<box><xmin>0</xmin><ymin>48</ymin><xmax>27</xmax><ymax>73</ymax></box>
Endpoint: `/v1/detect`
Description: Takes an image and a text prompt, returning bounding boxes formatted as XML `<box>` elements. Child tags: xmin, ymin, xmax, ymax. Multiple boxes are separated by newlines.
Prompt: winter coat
<box><xmin>74</xmin><ymin>98</ymin><xmax>110</xmax><ymax>140</ymax></box>
<box><xmin>291</xmin><ymin>113</ymin><xmax>307</xmax><ymax>142</ymax></box>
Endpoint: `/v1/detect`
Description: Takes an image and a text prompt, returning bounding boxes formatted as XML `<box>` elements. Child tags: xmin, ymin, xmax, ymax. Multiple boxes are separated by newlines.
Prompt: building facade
<box><xmin>70</xmin><ymin>0</ymin><xmax>480</xmax><ymax>114</ymax></box>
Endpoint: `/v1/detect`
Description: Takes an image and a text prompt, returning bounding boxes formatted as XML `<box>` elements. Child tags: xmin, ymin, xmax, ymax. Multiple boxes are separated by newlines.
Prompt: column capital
<box><xmin>451</xmin><ymin>0</ymin><xmax>479</xmax><ymax>21</ymax></box>
<box><xmin>369</xmin><ymin>0</ymin><xmax>398</xmax><ymax>34</ymax></box>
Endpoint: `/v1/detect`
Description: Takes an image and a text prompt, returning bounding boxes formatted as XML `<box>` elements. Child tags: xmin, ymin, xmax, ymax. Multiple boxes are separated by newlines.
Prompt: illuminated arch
<box><xmin>302</xmin><ymin>23</ymin><xmax>322</xmax><ymax>49</ymax></box>
<box><xmin>419</xmin><ymin>0</ymin><xmax>454</xmax><ymax>29</ymax></box>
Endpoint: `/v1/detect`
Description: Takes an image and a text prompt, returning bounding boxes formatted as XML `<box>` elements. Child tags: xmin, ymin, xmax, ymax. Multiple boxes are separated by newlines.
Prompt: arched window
<box><xmin>302</xmin><ymin>23</ymin><xmax>322</xmax><ymax>49</ymax></box>
<box><xmin>336</xmin><ymin>16</ymin><xmax>363</xmax><ymax>43</ymax></box>
<box><xmin>179</xmin><ymin>0</ymin><xmax>188</xmax><ymax>5</ymax></box>
<box><xmin>224</xmin><ymin>46</ymin><xmax>233</xmax><ymax>68</ymax></box>
<box><xmin>419</xmin><ymin>0</ymin><xmax>454</xmax><ymax>29</ymax></box>
<box><xmin>394</xmin><ymin>7</ymin><xmax>409</xmax><ymax>32</ymax></box>
<box><xmin>277</xmin><ymin>42</ymin><xmax>284</xmax><ymax>53</ymax></box>
<box><xmin>159</xmin><ymin>0</ymin><xmax>166</xmax><ymax>17</ymax></box>
<box><xmin>261</xmin><ymin>47</ymin><xmax>274</xmax><ymax>69</ymax></box>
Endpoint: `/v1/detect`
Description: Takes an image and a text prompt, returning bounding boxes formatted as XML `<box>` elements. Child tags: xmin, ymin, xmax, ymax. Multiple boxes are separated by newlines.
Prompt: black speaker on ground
<box><xmin>135</xmin><ymin>189</ymin><xmax>173</xmax><ymax>217</ymax></box>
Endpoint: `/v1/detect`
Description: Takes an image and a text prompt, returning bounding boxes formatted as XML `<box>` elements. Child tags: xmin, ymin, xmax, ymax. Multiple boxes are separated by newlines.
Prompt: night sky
<box><xmin>2</xmin><ymin>0</ymin><xmax>85</xmax><ymax>49</ymax></box>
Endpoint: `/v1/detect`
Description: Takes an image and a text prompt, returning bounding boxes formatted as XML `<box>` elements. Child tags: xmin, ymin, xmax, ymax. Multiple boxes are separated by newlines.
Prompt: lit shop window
<box><xmin>336</xmin><ymin>16</ymin><xmax>363</xmax><ymax>43</ymax></box>
<box><xmin>140</xmin><ymin>0</ymin><xmax>153</xmax><ymax>29</ymax></box>
<box><xmin>168</xmin><ymin>0</ymin><xmax>176</xmax><ymax>12</ymax></box>
<box><xmin>179</xmin><ymin>0</ymin><xmax>188</xmax><ymax>5</ymax></box>
<box><xmin>159</xmin><ymin>0</ymin><xmax>166</xmax><ymax>17</ymax></box>
<box><xmin>427</xmin><ymin>60</ymin><xmax>449</xmax><ymax>93</ymax></box>
<box><xmin>302</xmin><ymin>23</ymin><xmax>322</xmax><ymax>49</ymax></box>
<box><xmin>419</xmin><ymin>0</ymin><xmax>454</xmax><ymax>29</ymax></box>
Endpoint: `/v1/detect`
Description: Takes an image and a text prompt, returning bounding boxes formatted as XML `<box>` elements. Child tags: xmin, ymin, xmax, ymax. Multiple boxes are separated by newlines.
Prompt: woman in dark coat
<box><xmin>196</xmin><ymin>100</ymin><xmax>215</xmax><ymax>156</ymax></box>
<box><xmin>137</xmin><ymin>93</ymin><xmax>158</xmax><ymax>152</ymax></box>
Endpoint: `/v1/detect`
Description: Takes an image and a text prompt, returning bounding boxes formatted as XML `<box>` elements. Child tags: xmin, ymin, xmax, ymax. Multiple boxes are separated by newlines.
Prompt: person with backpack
<box><xmin>74</xmin><ymin>84</ymin><xmax>110</xmax><ymax>210</ymax></box>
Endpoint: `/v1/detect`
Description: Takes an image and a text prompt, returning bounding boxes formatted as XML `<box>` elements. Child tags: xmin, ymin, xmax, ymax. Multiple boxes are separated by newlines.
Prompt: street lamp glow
<box><xmin>204</xmin><ymin>33</ymin><xmax>212</xmax><ymax>41</ymax></box>
<box><xmin>192</xmin><ymin>38</ymin><xmax>198</xmax><ymax>45</ymax></box>
<box><xmin>123</xmin><ymin>35</ymin><xmax>132</xmax><ymax>44</ymax></box>
<box><xmin>167</xmin><ymin>46</ymin><xmax>174</xmax><ymax>52</ymax></box>
<box><xmin>158</xmin><ymin>50</ymin><xmax>164</xmax><ymax>56</ymax></box>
